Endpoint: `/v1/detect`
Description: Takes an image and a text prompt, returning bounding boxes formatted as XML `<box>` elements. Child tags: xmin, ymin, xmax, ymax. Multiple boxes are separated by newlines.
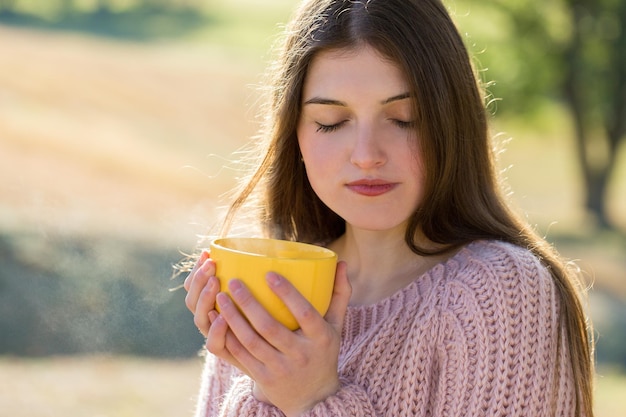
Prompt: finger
<box><xmin>217</xmin><ymin>290</ymin><xmax>278</xmax><ymax>366</ymax></box>
<box><xmin>184</xmin><ymin>258</ymin><xmax>215</xmax><ymax>313</ymax></box>
<box><xmin>184</xmin><ymin>270</ymin><xmax>208</xmax><ymax>313</ymax></box>
<box><xmin>324</xmin><ymin>261</ymin><xmax>352</xmax><ymax>332</ymax></box>
<box><xmin>206</xmin><ymin>311</ymin><xmax>254</xmax><ymax>378</ymax></box>
<box><xmin>206</xmin><ymin>310</ymin><xmax>228</xmax><ymax>355</ymax></box>
<box><xmin>183</xmin><ymin>251</ymin><xmax>210</xmax><ymax>292</ymax></box>
<box><xmin>227</xmin><ymin>279</ymin><xmax>293</xmax><ymax>352</ymax></box>
<box><xmin>265</xmin><ymin>272</ymin><xmax>324</xmax><ymax>336</ymax></box>
<box><xmin>193</xmin><ymin>276</ymin><xmax>220</xmax><ymax>336</ymax></box>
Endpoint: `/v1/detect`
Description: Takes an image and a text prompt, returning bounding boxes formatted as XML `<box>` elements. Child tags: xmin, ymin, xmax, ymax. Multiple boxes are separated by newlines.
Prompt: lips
<box><xmin>345</xmin><ymin>179</ymin><xmax>398</xmax><ymax>197</ymax></box>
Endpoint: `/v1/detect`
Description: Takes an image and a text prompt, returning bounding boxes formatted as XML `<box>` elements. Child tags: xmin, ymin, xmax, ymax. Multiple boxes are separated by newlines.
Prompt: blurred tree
<box><xmin>562</xmin><ymin>0</ymin><xmax>626</xmax><ymax>229</ymax></box>
<box><xmin>0</xmin><ymin>0</ymin><xmax>209</xmax><ymax>39</ymax></box>
<box><xmin>0</xmin><ymin>0</ymin><xmax>207</xmax><ymax>16</ymax></box>
<box><xmin>0</xmin><ymin>0</ymin><xmax>17</xmax><ymax>13</ymax></box>
<box><xmin>486</xmin><ymin>0</ymin><xmax>626</xmax><ymax>229</ymax></box>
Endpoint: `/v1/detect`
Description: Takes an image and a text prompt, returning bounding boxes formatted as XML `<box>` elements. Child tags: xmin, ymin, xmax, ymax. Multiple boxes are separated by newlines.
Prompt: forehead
<box><xmin>303</xmin><ymin>45</ymin><xmax>409</xmax><ymax>97</ymax></box>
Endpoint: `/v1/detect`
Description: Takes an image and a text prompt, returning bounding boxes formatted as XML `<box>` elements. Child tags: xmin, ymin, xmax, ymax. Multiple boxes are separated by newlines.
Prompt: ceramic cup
<box><xmin>210</xmin><ymin>237</ymin><xmax>337</xmax><ymax>330</ymax></box>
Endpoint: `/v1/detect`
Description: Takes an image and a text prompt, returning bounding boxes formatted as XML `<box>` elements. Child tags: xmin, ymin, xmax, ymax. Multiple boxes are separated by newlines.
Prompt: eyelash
<box><xmin>316</xmin><ymin>122</ymin><xmax>344</xmax><ymax>133</ymax></box>
<box><xmin>393</xmin><ymin>120</ymin><xmax>415</xmax><ymax>129</ymax></box>
<box><xmin>315</xmin><ymin>119</ymin><xmax>414</xmax><ymax>133</ymax></box>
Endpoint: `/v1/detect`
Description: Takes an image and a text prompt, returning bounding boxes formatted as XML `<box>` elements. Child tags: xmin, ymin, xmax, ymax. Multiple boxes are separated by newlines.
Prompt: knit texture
<box><xmin>194</xmin><ymin>240</ymin><xmax>577</xmax><ymax>416</ymax></box>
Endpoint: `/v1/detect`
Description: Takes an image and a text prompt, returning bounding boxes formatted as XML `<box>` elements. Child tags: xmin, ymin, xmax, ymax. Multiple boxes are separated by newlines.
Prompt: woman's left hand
<box><xmin>206</xmin><ymin>261</ymin><xmax>351</xmax><ymax>417</ymax></box>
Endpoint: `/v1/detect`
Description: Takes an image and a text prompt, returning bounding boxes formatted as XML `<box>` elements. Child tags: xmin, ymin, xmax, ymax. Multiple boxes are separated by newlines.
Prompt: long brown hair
<box><xmin>221</xmin><ymin>0</ymin><xmax>593</xmax><ymax>414</ymax></box>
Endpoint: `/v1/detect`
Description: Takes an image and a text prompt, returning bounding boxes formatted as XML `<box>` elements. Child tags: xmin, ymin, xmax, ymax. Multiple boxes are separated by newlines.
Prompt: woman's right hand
<box><xmin>184</xmin><ymin>251</ymin><xmax>221</xmax><ymax>337</ymax></box>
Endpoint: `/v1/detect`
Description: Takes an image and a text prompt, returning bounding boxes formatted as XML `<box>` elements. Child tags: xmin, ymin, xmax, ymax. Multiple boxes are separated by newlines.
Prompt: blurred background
<box><xmin>0</xmin><ymin>0</ymin><xmax>624</xmax><ymax>415</ymax></box>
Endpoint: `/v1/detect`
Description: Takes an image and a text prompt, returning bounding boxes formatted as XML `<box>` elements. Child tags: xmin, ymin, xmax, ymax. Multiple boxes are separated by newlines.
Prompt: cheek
<box><xmin>412</xmin><ymin>154</ymin><xmax>425</xmax><ymax>182</ymax></box>
<box><xmin>298</xmin><ymin>140</ymin><xmax>336</xmax><ymax>200</ymax></box>
<box><xmin>301</xmin><ymin>148</ymin><xmax>331</xmax><ymax>187</ymax></box>
<box><xmin>297</xmin><ymin>131</ymin><xmax>329</xmax><ymax>172</ymax></box>
<box><xmin>403</xmin><ymin>143</ymin><xmax>426</xmax><ymax>203</ymax></box>
<box><xmin>408</xmin><ymin>139</ymin><xmax>425</xmax><ymax>179</ymax></box>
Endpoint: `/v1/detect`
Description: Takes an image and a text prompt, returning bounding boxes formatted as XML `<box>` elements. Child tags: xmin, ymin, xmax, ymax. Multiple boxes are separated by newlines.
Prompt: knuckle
<box><xmin>318</xmin><ymin>329</ymin><xmax>334</xmax><ymax>346</ymax></box>
<box><xmin>256</xmin><ymin>319</ymin><xmax>281</xmax><ymax>339</ymax></box>
<box><xmin>298</xmin><ymin>304</ymin><xmax>317</xmax><ymax>322</ymax></box>
<box><xmin>234</xmin><ymin>290</ymin><xmax>254</xmax><ymax>309</ymax></box>
<box><xmin>193</xmin><ymin>314</ymin><xmax>207</xmax><ymax>330</ymax></box>
<box><xmin>199</xmin><ymin>285</ymin><xmax>212</xmax><ymax>299</ymax></box>
<box><xmin>240</xmin><ymin>333</ymin><xmax>262</xmax><ymax>352</ymax></box>
<box><xmin>184</xmin><ymin>293</ymin><xmax>194</xmax><ymax>311</ymax></box>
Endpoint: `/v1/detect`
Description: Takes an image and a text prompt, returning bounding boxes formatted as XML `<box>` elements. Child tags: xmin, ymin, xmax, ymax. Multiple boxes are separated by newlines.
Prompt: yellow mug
<box><xmin>210</xmin><ymin>237</ymin><xmax>338</xmax><ymax>330</ymax></box>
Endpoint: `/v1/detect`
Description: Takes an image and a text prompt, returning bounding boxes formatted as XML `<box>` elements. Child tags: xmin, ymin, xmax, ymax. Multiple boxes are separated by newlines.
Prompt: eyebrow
<box><xmin>303</xmin><ymin>97</ymin><xmax>347</xmax><ymax>106</ymax></box>
<box><xmin>303</xmin><ymin>92</ymin><xmax>411</xmax><ymax>106</ymax></box>
<box><xmin>382</xmin><ymin>92</ymin><xmax>411</xmax><ymax>104</ymax></box>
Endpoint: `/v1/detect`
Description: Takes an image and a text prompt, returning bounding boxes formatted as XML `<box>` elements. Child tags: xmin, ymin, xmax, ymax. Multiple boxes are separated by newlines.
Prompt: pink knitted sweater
<box><xmin>193</xmin><ymin>240</ymin><xmax>577</xmax><ymax>416</ymax></box>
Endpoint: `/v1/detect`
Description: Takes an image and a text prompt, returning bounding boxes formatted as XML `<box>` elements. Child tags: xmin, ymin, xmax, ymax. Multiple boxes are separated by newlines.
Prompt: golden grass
<box><xmin>0</xmin><ymin>356</ymin><xmax>623</xmax><ymax>417</ymax></box>
<box><xmin>0</xmin><ymin>356</ymin><xmax>204</xmax><ymax>417</ymax></box>
<box><xmin>0</xmin><ymin>25</ymin><xmax>268</xmax><ymax>244</ymax></box>
<box><xmin>595</xmin><ymin>368</ymin><xmax>626</xmax><ymax>417</ymax></box>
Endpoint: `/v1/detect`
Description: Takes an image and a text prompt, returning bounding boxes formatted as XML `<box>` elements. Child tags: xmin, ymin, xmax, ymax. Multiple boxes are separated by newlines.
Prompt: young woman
<box><xmin>183</xmin><ymin>0</ymin><xmax>594</xmax><ymax>416</ymax></box>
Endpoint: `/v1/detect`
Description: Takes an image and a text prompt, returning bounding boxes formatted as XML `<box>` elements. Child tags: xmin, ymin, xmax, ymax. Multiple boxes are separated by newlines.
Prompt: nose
<box><xmin>350</xmin><ymin>125</ymin><xmax>386</xmax><ymax>169</ymax></box>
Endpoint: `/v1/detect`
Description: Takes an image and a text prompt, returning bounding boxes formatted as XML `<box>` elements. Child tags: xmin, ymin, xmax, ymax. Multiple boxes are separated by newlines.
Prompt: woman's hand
<box><xmin>183</xmin><ymin>251</ymin><xmax>220</xmax><ymax>337</ymax></box>
<box><xmin>207</xmin><ymin>261</ymin><xmax>352</xmax><ymax>417</ymax></box>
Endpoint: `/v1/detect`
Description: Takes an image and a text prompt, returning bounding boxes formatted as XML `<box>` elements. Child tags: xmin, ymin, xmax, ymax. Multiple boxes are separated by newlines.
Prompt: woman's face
<box><xmin>297</xmin><ymin>45</ymin><xmax>424</xmax><ymax>233</ymax></box>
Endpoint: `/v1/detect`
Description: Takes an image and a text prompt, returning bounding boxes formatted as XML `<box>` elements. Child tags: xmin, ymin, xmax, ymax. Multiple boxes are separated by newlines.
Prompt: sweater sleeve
<box><xmin>196</xmin><ymin>353</ymin><xmax>377</xmax><ymax>417</ymax></box>
<box><xmin>301</xmin><ymin>378</ymin><xmax>378</xmax><ymax>416</ymax></box>
<box><xmin>215</xmin><ymin>376</ymin><xmax>378</xmax><ymax>417</ymax></box>
<box><xmin>432</xmin><ymin>243</ymin><xmax>576</xmax><ymax>416</ymax></box>
<box><xmin>194</xmin><ymin>352</ymin><xmax>239</xmax><ymax>417</ymax></box>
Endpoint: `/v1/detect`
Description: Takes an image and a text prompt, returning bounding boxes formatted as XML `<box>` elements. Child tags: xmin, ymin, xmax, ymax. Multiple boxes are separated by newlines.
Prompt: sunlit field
<box><xmin>0</xmin><ymin>356</ymin><xmax>624</xmax><ymax>417</ymax></box>
<box><xmin>0</xmin><ymin>356</ymin><xmax>204</xmax><ymax>417</ymax></box>
<box><xmin>1</xmin><ymin>0</ymin><xmax>625</xmax><ymax>416</ymax></box>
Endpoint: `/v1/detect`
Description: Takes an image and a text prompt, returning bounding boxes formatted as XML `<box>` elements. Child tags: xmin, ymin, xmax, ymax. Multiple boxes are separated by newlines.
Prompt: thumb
<box><xmin>324</xmin><ymin>261</ymin><xmax>351</xmax><ymax>332</ymax></box>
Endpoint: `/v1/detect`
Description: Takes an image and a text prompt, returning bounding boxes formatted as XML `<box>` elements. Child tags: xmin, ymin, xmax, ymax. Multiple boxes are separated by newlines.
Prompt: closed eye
<box><xmin>316</xmin><ymin>121</ymin><xmax>347</xmax><ymax>133</ymax></box>
<box><xmin>391</xmin><ymin>119</ymin><xmax>415</xmax><ymax>129</ymax></box>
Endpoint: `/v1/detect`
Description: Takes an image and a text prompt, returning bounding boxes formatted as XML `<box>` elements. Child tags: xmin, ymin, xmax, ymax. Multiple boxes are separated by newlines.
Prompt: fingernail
<box><xmin>266</xmin><ymin>272</ymin><xmax>281</xmax><ymax>287</ymax></box>
<box><xmin>197</xmin><ymin>252</ymin><xmax>208</xmax><ymax>267</ymax></box>
<box><xmin>228</xmin><ymin>279</ymin><xmax>243</xmax><ymax>294</ymax></box>
<box><xmin>208</xmin><ymin>310</ymin><xmax>218</xmax><ymax>323</ymax></box>
<box><xmin>207</xmin><ymin>276</ymin><xmax>218</xmax><ymax>291</ymax></box>
<box><xmin>216</xmin><ymin>292</ymin><xmax>231</xmax><ymax>308</ymax></box>
<box><xmin>201</xmin><ymin>259</ymin><xmax>213</xmax><ymax>274</ymax></box>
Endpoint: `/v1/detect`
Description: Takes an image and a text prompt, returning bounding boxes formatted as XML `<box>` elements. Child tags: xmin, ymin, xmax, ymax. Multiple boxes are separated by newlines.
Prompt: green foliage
<box><xmin>0</xmin><ymin>0</ymin><xmax>212</xmax><ymax>40</ymax></box>
<box><xmin>452</xmin><ymin>0</ymin><xmax>626</xmax><ymax>129</ymax></box>
<box><xmin>0</xmin><ymin>0</ymin><xmax>293</xmax><ymax>44</ymax></box>
<box><xmin>450</xmin><ymin>0</ymin><xmax>565</xmax><ymax>117</ymax></box>
<box><xmin>450</xmin><ymin>0</ymin><xmax>625</xmax><ymax>228</ymax></box>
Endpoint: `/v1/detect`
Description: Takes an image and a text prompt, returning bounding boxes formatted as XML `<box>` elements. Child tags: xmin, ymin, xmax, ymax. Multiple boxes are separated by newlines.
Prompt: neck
<box><xmin>328</xmin><ymin>225</ymin><xmax>448</xmax><ymax>305</ymax></box>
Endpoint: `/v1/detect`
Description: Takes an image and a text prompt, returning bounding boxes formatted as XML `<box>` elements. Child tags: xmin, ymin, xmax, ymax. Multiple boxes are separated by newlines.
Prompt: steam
<box><xmin>0</xmin><ymin>230</ymin><xmax>203</xmax><ymax>357</ymax></box>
